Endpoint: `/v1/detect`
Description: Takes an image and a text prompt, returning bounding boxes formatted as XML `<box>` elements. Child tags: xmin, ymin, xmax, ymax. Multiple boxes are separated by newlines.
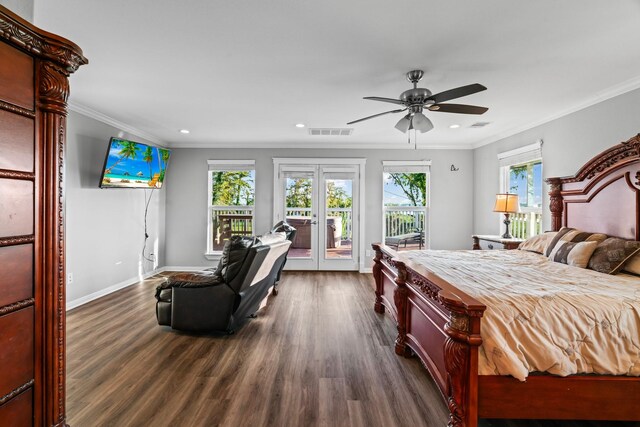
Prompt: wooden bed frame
<box><xmin>372</xmin><ymin>134</ymin><xmax>640</xmax><ymax>427</ymax></box>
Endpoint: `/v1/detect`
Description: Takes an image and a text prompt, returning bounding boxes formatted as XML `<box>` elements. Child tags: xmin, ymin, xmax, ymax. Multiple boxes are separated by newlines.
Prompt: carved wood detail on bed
<box><xmin>372</xmin><ymin>134</ymin><xmax>640</xmax><ymax>426</ymax></box>
<box><xmin>546</xmin><ymin>135</ymin><xmax>640</xmax><ymax>239</ymax></box>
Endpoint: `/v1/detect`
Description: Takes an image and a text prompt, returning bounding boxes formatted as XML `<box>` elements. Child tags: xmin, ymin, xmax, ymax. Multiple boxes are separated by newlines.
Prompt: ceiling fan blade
<box><xmin>411</xmin><ymin>113</ymin><xmax>434</xmax><ymax>133</ymax></box>
<box><xmin>363</xmin><ymin>96</ymin><xmax>406</xmax><ymax>105</ymax></box>
<box><xmin>428</xmin><ymin>83</ymin><xmax>487</xmax><ymax>104</ymax></box>
<box><xmin>347</xmin><ymin>108</ymin><xmax>406</xmax><ymax>125</ymax></box>
<box><xmin>429</xmin><ymin>103</ymin><xmax>488</xmax><ymax>115</ymax></box>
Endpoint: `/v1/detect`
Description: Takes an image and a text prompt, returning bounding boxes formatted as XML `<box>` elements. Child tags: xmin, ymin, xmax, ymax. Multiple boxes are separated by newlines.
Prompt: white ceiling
<box><xmin>33</xmin><ymin>0</ymin><xmax>640</xmax><ymax>149</ymax></box>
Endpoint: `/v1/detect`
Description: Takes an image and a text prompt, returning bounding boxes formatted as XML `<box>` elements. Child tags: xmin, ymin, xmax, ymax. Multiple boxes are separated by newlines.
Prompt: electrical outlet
<box><xmin>67</xmin><ymin>273</ymin><xmax>73</xmax><ymax>284</ymax></box>
<box><xmin>365</xmin><ymin>250</ymin><xmax>371</xmax><ymax>257</ymax></box>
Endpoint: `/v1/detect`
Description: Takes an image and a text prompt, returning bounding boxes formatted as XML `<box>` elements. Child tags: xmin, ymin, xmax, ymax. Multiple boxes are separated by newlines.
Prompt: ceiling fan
<box><xmin>347</xmin><ymin>70</ymin><xmax>488</xmax><ymax>133</ymax></box>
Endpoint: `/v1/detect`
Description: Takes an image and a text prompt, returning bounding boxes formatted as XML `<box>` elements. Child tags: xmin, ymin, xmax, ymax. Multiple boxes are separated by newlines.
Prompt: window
<box><xmin>382</xmin><ymin>161</ymin><xmax>430</xmax><ymax>251</ymax></box>
<box><xmin>498</xmin><ymin>142</ymin><xmax>543</xmax><ymax>238</ymax></box>
<box><xmin>207</xmin><ymin>160</ymin><xmax>255</xmax><ymax>255</ymax></box>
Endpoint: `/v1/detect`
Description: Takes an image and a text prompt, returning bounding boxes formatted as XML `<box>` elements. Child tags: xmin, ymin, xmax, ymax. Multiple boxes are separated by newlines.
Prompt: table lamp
<box><xmin>493</xmin><ymin>193</ymin><xmax>519</xmax><ymax>239</ymax></box>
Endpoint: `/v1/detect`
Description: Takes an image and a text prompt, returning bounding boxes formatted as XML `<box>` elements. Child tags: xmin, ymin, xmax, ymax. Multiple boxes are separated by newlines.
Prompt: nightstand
<box><xmin>472</xmin><ymin>235</ymin><xmax>524</xmax><ymax>250</ymax></box>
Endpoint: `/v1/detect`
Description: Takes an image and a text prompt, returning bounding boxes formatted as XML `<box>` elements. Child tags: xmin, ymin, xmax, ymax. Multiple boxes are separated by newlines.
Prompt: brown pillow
<box><xmin>588</xmin><ymin>237</ymin><xmax>640</xmax><ymax>274</ymax></box>
<box><xmin>519</xmin><ymin>232</ymin><xmax>557</xmax><ymax>254</ymax></box>
<box><xmin>544</xmin><ymin>227</ymin><xmax>608</xmax><ymax>257</ymax></box>
<box><xmin>547</xmin><ymin>240</ymin><xmax>599</xmax><ymax>268</ymax></box>
<box><xmin>623</xmin><ymin>253</ymin><xmax>640</xmax><ymax>276</ymax></box>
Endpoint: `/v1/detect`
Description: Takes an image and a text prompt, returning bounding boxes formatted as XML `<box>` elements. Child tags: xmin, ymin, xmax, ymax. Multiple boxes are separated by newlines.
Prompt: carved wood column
<box><xmin>442</xmin><ymin>304</ymin><xmax>484</xmax><ymax>427</ymax></box>
<box><xmin>392</xmin><ymin>260</ymin><xmax>411</xmax><ymax>357</ymax></box>
<box><xmin>372</xmin><ymin>244</ymin><xmax>384</xmax><ymax>314</ymax></box>
<box><xmin>546</xmin><ymin>178</ymin><xmax>563</xmax><ymax>231</ymax></box>
<box><xmin>37</xmin><ymin>59</ymin><xmax>71</xmax><ymax>427</ymax></box>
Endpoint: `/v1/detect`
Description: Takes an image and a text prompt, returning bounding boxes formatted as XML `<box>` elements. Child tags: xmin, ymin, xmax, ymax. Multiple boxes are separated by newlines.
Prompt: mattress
<box><xmin>400</xmin><ymin>249</ymin><xmax>640</xmax><ymax>381</ymax></box>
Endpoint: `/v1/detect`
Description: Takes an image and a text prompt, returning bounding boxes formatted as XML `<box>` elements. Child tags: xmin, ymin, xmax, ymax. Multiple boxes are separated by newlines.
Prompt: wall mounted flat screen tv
<box><xmin>99</xmin><ymin>137</ymin><xmax>171</xmax><ymax>189</ymax></box>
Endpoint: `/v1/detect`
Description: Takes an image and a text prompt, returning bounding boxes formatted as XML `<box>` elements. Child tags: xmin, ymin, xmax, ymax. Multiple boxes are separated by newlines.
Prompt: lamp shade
<box><xmin>493</xmin><ymin>193</ymin><xmax>519</xmax><ymax>213</ymax></box>
<box><xmin>395</xmin><ymin>115</ymin><xmax>411</xmax><ymax>133</ymax></box>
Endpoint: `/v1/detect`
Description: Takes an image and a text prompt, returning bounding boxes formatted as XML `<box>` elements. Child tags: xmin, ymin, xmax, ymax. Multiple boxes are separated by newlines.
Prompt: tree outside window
<box><xmin>208</xmin><ymin>169</ymin><xmax>255</xmax><ymax>253</ymax></box>
<box><xmin>508</xmin><ymin>161</ymin><xmax>542</xmax><ymax>209</ymax></box>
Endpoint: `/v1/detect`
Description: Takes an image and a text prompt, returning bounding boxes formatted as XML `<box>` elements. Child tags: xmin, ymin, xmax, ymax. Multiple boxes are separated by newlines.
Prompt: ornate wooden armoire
<box><xmin>0</xmin><ymin>5</ymin><xmax>86</xmax><ymax>426</ymax></box>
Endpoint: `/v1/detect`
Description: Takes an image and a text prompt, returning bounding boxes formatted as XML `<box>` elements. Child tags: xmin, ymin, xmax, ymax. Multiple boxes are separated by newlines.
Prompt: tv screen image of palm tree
<box><xmin>101</xmin><ymin>138</ymin><xmax>170</xmax><ymax>189</ymax></box>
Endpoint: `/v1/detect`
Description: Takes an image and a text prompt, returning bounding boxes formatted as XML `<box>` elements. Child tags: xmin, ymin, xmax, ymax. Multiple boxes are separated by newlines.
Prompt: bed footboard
<box><xmin>372</xmin><ymin>243</ymin><xmax>486</xmax><ymax>427</ymax></box>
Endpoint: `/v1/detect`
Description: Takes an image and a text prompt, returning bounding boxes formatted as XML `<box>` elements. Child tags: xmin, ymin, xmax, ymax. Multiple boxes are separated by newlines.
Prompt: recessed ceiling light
<box><xmin>449</xmin><ymin>124</ymin><xmax>460</xmax><ymax>129</ymax></box>
<box><xmin>180</xmin><ymin>129</ymin><xmax>190</xmax><ymax>134</ymax></box>
<box><xmin>295</xmin><ymin>123</ymin><xmax>305</xmax><ymax>128</ymax></box>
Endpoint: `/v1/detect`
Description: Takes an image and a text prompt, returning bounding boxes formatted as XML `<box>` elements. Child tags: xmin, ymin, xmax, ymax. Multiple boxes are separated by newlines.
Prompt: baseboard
<box><xmin>66</xmin><ymin>268</ymin><xmax>163</xmax><ymax>311</ymax></box>
<box><xmin>360</xmin><ymin>267</ymin><xmax>373</xmax><ymax>274</ymax></box>
<box><xmin>160</xmin><ymin>266</ymin><xmax>214</xmax><ymax>272</ymax></box>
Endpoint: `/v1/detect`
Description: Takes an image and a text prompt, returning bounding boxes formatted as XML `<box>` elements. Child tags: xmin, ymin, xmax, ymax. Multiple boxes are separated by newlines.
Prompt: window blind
<box><xmin>497</xmin><ymin>141</ymin><xmax>542</xmax><ymax>167</ymax></box>
<box><xmin>382</xmin><ymin>160</ymin><xmax>431</xmax><ymax>174</ymax></box>
<box><xmin>207</xmin><ymin>160</ymin><xmax>255</xmax><ymax>171</ymax></box>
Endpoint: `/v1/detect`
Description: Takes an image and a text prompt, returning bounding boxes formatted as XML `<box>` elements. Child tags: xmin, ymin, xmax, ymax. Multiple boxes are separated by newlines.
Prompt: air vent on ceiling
<box><xmin>309</xmin><ymin>128</ymin><xmax>354</xmax><ymax>136</ymax></box>
<box><xmin>470</xmin><ymin>122</ymin><xmax>491</xmax><ymax>128</ymax></box>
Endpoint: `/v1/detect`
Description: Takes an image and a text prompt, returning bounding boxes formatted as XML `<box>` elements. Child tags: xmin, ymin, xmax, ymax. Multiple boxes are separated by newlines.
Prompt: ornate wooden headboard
<box><xmin>546</xmin><ymin>134</ymin><xmax>640</xmax><ymax>240</ymax></box>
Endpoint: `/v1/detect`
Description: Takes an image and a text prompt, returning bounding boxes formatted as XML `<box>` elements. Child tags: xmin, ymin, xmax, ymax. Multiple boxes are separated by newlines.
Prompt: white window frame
<box><xmin>382</xmin><ymin>160</ymin><xmax>431</xmax><ymax>250</ymax></box>
<box><xmin>497</xmin><ymin>141</ymin><xmax>543</xmax><ymax>238</ymax></box>
<box><xmin>206</xmin><ymin>160</ymin><xmax>256</xmax><ymax>259</ymax></box>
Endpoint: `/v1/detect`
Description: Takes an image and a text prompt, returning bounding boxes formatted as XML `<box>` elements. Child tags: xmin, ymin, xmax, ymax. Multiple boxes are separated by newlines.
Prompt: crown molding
<box><xmin>166</xmin><ymin>140</ymin><xmax>474</xmax><ymax>150</ymax></box>
<box><xmin>472</xmin><ymin>75</ymin><xmax>640</xmax><ymax>150</ymax></box>
<box><xmin>67</xmin><ymin>100</ymin><xmax>166</xmax><ymax>145</ymax></box>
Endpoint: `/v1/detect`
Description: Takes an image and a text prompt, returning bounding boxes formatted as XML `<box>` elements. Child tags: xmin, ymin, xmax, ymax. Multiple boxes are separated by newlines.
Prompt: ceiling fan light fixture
<box><xmin>395</xmin><ymin>115</ymin><xmax>412</xmax><ymax>133</ymax></box>
<box><xmin>411</xmin><ymin>113</ymin><xmax>434</xmax><ymax>133</ymax></box>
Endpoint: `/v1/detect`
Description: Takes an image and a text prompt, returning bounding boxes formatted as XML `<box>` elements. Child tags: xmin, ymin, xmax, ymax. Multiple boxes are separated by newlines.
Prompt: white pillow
<box><xmin>257</xmin><ymin>231</ymin><xmax>286</xmax><ymax>245</ymax></box>
<box><xmin>519</xmin><ymin>232</ymin><xmax>556</xmax><ymax>254</ymax></box>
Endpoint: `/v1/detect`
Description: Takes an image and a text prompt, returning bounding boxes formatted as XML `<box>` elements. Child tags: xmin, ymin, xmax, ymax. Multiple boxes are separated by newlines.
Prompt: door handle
<box><xmin>310</xmin><ymin>221</ymin><xmax>318</xmax><ymax>225</ymax></box>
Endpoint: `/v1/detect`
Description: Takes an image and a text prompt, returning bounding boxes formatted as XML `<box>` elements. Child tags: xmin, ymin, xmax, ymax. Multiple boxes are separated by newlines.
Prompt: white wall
<box><xmin>164</xmin><ymin>147</ymin><xmax>474</xmax><ymax>269</ymax></box>
<box><xmin>473</xmin><ymin>87</ymin><xmax>640</xmax><ymax>235</ymax></box>
<box><xmin>0</xmin><ymin>0</ymin><xmax>33</xmax><ymax>21</ymax></box>
<box><xmin>65</xmin><ymin>111</ymin><xmax>165</xmax><ymax>308</ymax></box>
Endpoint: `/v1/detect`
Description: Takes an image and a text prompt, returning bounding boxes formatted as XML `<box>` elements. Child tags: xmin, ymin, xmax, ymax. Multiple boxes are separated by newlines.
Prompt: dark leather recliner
<box><xmin>155</xmin><ymin>233</ymin><xmax>292</xmax><ymax>333</ymax></box>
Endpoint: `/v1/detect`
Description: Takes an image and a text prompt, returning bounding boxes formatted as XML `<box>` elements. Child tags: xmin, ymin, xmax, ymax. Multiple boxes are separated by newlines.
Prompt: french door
<box><xmin>273</xmin><ymin>159</ymin><xmax>364</xmax><ymax>271</ymax></box>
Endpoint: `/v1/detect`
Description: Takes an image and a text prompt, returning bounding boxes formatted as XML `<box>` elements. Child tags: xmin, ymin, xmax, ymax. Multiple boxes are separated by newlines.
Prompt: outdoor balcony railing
<box><xmin>384</xmin><ymin>206</ymin><xmax>425</xmax><ymax>238</ymax></box>
<box><xmin>210</xmin><ymin>206</ymin><xmax>254</xmax><ymax>251</ymax></box>
<box><xmin>509</xmin><ymin>211</ymin><xmax>542</xmax><ymax>239</ymax></box>
<box><xmin>285</xmin><ymin>207</ymin><xmax>353</xmax><ymax>239</ymax></box>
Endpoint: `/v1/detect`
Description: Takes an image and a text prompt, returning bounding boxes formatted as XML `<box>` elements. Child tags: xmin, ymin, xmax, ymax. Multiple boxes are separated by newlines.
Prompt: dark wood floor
<box><xmin>67</xmin><ymin>272</ymin><xmax>640</xmax><ymax>427</ymax></box>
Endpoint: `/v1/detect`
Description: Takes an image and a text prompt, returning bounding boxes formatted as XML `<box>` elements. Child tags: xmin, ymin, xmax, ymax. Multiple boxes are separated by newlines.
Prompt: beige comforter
<box><xmin>401</xmin><ymin>249</ymin><xmax>640</xmax><ymax>381</ymax></box>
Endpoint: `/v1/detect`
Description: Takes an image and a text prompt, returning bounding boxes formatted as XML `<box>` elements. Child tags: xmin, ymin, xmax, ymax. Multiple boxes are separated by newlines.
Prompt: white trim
<box><xmin>68</xmin><ymin>100</ymin><xmax>165</xmax><ymax>146</ymax></box>
<box><xmin>382</xmin><ymin>160</ymin><xmax>432</xmax><ymax>166</ymax></box>
<box><xmin>207</xmin><ymin>159</ymin><xmax>256</xmax><ymax>166</ymax></box>
<box><xmin>168</xmin><ymin>141</ymin><xmax>474</xmax><ymax>150</ymax></box>
<box><xmin>473</xmin><ymin>74</ymin><xmax>640</xmax><ymax>149</ymax></box>
<box><xmin>273</xmin><ymin>157</ymin><xmax>367</xmax><ymax>166</ymax></box>
<box><xmin>497</xmin><ymin>140</ymin><xmax>543</xmax><ymax>160</ymax></box>
<box><xmin>204</xmin><ymin>253</ymin><xmax>221</xmax><ymax>261</ymax></box>
<box><xmin>161</xmin><ymin>266</ymin><xmax>213</xmax><ymax>272</ymax></box>
<box><xmin>66</xmin><ymin>268</ymin><xmax>163</xmax><ymax>311</ymax></box>
<box><xmin>358</xmin><ymin>163</ymin><xmax>366</xmax><ymax>273</ymax></box>
<box><xmin>360</xmin><ymin>267</ymin><xmax>373</xmax><ymax>274</ymax></box>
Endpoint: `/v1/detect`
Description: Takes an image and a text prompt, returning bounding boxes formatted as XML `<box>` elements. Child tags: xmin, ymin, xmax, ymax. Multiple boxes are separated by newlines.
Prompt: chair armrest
<box><xmin>154</xmin><ymin>271</ymin><xmax>224</xmax><ymax>301</ymax></box>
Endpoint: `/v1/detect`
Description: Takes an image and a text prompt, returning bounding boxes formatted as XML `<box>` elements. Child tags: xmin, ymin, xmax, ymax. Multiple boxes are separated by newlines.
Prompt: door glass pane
<box><xmin>325</xmin><ymin>178</ymin><xmax>353</xmax><ymax>259</ymax></box>
<box><xmin>285</xmin><ymin>176</ymin><xmax>313</xmax><ymax>259</ymax></box>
